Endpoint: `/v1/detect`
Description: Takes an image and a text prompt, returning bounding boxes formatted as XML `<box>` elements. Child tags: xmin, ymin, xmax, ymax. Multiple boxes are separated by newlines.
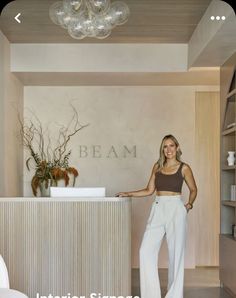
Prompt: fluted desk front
<box><xmin>0</xmin><ymin>197</ymin><xmax>131</xmax><ymax>298</ymax></box>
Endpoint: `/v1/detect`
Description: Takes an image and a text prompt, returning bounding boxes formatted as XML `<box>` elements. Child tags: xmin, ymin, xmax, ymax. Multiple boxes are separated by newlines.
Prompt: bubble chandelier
<box><xmin>49</xmin><ymin>0</ymin><xmax>130</xmax><ymax>39</ymax></box>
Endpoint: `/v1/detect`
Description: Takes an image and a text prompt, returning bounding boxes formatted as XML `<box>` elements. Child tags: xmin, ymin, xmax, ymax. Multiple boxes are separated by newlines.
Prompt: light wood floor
<box><xmin>132</xmin><ymin>268</ymin><xmax>233</xmax><ymax>298</ymax></box>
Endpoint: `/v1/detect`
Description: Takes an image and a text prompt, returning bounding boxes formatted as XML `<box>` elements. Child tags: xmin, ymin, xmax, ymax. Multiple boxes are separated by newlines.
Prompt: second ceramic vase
<box><xmin>227</xmin><ymin>151</ymin><xmax>235</xmax><ymax>166</ymax></box>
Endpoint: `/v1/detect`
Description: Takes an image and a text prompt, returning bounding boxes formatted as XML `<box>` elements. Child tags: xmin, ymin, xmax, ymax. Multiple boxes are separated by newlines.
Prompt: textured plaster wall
<box><xmin>24</xmin><ymin>85</ymin><xmax>218</xmax><ymax>267</ymax></box>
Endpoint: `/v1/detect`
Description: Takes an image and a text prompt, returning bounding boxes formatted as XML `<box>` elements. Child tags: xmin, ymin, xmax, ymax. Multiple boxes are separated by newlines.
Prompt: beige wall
<box><xmin>24</xmin><ymin>85</ymin><xmax>219</xmax><ymax>268</ymax></box>
<box><xmin>0</xmin><ymin>31</ymin><xmax>24</xmax><ymax>196</ymax></box>
<box><xmin>11</xmin><ymin>44</ymin><xmax>188</xmax><ymax>72</ymax></box>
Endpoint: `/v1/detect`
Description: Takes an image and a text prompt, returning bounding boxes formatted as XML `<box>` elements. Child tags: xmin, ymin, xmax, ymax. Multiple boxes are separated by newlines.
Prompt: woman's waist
<box><xmin>156</xmin><ymin>190</ymin><xmax>181</xmax><ymax>196</ymax></box>
<box><xmin>155</xmin><ymin>194</ymin><xmax>182</xmax><ymax>203</ymax></box>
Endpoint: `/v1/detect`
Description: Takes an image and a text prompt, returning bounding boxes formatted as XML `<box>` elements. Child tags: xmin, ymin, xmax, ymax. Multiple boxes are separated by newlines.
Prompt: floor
<box><xmin>132</xmin><ymin>268</ymin><xmax>233</xmax><ymax>298</ymax></box>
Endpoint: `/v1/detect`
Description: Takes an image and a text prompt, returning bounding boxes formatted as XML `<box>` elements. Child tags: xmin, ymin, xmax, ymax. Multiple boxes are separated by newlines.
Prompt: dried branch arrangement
<box><xmin>19</xmin><ymin>105</ymin><xmax>89</xmax><ymax>196</ymax></box>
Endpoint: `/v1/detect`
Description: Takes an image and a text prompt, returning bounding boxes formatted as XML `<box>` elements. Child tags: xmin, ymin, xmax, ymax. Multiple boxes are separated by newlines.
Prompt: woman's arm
<box><xmin>182</xmin><ymin>164</ymin><xmax>198</xmax><ymax>210</ymax></box>
<box><xmin>116</xmin><ymin>163</ymin><xmax>158</xmax><ymax>198</ymax></box>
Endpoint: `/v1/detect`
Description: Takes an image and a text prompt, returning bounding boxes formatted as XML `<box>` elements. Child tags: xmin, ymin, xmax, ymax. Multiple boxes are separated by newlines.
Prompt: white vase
<box><xmin>227</xmin><ymin>151</ymin><xmax>235</xmax><ymax>166</ymax></box>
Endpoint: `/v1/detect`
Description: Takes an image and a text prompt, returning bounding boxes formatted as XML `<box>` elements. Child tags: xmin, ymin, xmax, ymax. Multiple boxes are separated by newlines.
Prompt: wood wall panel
<box><xmin>195</xmin><ymin>92</ymin><xmax>220</xmax><ymax>266</ymax></box>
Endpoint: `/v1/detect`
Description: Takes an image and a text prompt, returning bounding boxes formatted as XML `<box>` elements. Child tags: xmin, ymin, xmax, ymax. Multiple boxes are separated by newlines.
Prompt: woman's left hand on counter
<box><xmin>115</xmin><ymin>192</ymin><xmax>129</xmax><ymax>197</ymax></box>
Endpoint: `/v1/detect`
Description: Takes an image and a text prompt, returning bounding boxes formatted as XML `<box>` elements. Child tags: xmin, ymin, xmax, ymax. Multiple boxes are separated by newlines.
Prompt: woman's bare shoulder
<box><xmin>181</xmin><ymin>162</ymin><xmax>193</xmax><ymax>175</ymax></box>
<box><xmin>153</xmin><ymin>162</ymin><xmax>160</xmax><ymax>173</ymax></box>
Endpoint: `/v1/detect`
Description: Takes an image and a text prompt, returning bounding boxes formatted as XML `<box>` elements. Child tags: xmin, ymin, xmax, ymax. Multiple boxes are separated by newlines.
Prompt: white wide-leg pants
<box><xmin>139</xmin><ymin>195</ymin><xmax>187</xmax><ymax>298</ymax></box>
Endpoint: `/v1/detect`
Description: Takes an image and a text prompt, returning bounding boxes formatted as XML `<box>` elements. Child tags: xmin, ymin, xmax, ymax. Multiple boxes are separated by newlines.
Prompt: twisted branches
<box><xmin>18</xmin><ymin>105</ymin><xmax>89</xmax><ymax>196</ymax></box>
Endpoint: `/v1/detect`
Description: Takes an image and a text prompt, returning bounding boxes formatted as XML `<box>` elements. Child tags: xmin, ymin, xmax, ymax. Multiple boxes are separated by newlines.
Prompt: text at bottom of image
<box><xmin>36</xmin><ymin>294</ymin><xmax>140</xmax><ymax>298</ymax></box>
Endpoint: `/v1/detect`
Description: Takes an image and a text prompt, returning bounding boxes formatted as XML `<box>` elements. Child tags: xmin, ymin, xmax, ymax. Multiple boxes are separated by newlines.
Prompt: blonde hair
<box><xmin>157</xmin><ymin>134</ymin><xmax>182</xmax><ymax>170</ymax></box>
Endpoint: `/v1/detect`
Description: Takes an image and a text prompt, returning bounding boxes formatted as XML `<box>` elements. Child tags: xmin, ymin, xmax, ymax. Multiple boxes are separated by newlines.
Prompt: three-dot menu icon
<box><xmin>211</xmin><ymin>16</ymin><xmax>226</xmax><ymax>20</ymax></box>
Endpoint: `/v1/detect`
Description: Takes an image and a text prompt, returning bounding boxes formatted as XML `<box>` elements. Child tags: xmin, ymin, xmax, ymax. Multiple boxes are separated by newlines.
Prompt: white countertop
<box><xmin>0</xmin><ymin>197</ymin><xmax>130</xmax><ymax>202</ymax></box>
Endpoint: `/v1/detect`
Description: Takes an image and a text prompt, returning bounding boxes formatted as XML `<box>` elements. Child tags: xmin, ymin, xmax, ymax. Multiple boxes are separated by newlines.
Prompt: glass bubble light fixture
<box><xmin>49</xmin><ymin>0</ymin><xmax>130</xmax><ymax>39</ymax></box>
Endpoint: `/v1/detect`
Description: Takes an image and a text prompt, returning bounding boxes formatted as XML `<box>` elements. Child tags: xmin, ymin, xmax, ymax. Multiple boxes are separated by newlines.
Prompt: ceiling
<box><xmin>0</xmin><ymin>0</ymin><xmax>212</xmax><ymax>43</ymax></box>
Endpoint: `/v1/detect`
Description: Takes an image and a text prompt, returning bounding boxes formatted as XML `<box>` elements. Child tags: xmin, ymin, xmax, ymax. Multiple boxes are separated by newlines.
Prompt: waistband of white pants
<box><xmin>155</xmin><ymin>195</ymin><xmax>182</xmax><ymax>203</ymax></box>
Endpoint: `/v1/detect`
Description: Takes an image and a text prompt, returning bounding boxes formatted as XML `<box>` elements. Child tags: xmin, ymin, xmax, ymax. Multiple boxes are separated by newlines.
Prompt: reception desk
<box><xmin>0</xmin><ymin>197</ymin><xmax>131</xmax><ymax>298</ymax></box>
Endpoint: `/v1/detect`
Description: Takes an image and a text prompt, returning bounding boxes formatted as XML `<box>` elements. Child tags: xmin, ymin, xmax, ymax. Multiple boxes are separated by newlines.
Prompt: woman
<box><xmin>116</xmin><ymin>134</ymin><xmax>197</xmax><ymax>298</ymax></box>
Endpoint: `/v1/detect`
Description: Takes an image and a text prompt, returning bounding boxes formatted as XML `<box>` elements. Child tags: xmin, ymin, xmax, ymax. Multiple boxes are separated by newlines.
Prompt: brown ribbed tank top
<box><xmin>155</xmin><ymin>162</ymin><xmax>184</xmax><ymax>193</ymax></box>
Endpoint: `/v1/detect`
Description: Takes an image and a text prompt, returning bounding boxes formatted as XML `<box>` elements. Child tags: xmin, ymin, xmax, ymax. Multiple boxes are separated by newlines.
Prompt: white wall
<box><xmin>24</xmin><ymin>85</ymin><xmax>218</xmax><ymax>268</ymax></box>
<box><xmin>0</xmin><ymin>31</ymin><xmax>24</xmax><ymax>196</ymax></box>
